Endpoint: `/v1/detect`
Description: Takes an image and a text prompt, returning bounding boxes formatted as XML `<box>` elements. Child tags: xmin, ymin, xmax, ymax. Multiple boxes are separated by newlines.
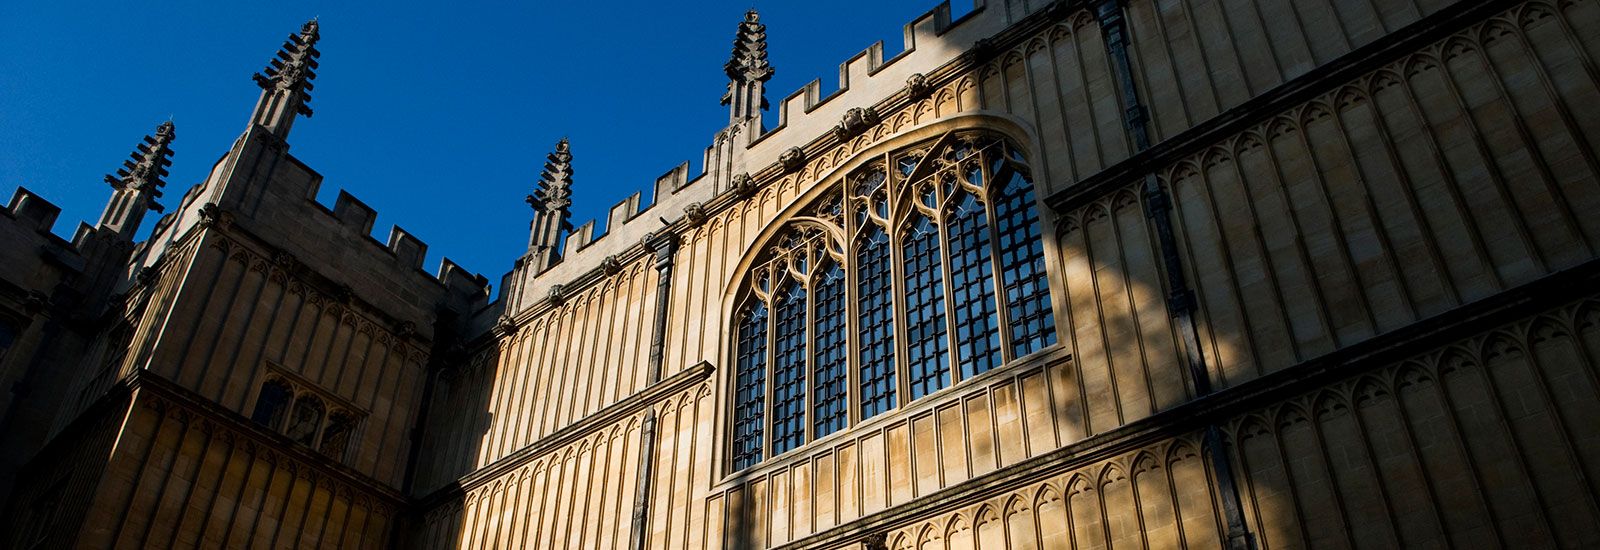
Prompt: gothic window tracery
<box><xmin>729</xmin><ymin>132</ymin><xmax>1056</xmax><ymax>470</ymax></box>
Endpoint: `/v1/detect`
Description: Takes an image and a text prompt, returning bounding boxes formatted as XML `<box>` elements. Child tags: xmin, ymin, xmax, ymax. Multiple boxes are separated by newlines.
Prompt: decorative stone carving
<box><xmin>729</xmin><ymin>172</ymin><xmax>757</xmax><ymax>197</ymax></box>
<box><xmin>24</xmin><ymin>290</ymin><xmax>49</xmax><ymax>315</ymax></box>
<box><xmin>863</xmin><ymin>532</ymin><xmax>889</xmax><ymax>550</ymax></box>
<box><xmin>395</xmin><ymin>320</ymin><xmax>416</xmax><ymax>339</ymax></box>
<box><xmin>549</xmin><ymin>284</ymin><xmax>567</xmax><ymax>306</ymax></box>
<box><xmin>905</xmin><ymin>72</ymin><xmax>930</xmax><ymax>98</ymax></box>
<box><xmin>684</xmin><ymin>202</ymin><xmax>708</xmax><ymax>226</ymax></box>
<box><xmin>780</xmin><ymin>147</ymin><xmax>806</xmax><ymax>172</ymax></box>
<box><xmin>272</xmin><ymin>250</ymin><xmax>298</xmax><ymax>271</ymax></box>
<box><xmin>494</xmin><ymin>316</ymin><xmax>517</xmax><ymax>337</ymax></box>
<box><xmin>833</xmin><ymin>106</ymin><xmax>880</xmax><ymax>140</ymax></box>
<box><xmin>601</xmin><ymin>254</ymin><xmax>623</xmax><ymax>275</ymax></box>
<box><xmin>197</xmin><ymin>203</ymin><xmax>234</xmax><ymax>230</ymax></box>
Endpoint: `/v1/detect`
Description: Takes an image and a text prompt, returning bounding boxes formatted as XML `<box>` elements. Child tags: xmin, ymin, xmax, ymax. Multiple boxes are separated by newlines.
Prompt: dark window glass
<box><xmin>811</xmin><ymin>263</ymin><xmax>849</xmax><ymax>438</ymax></box>
<box><xmin>250</xmin><ymin>379</ymin><xmax>294</xmax><ymax>431</ymax></box>
<box><xmin>993</xmin><ymin>167</ymin><xmax>1057</xmax><ymax>357</ymax></box>
<box><xmin>856</xmin><ymin>226</ymin><xmax>897</xmax><ymax>418</ymax></box>
<box><xmin>731</xmin><ymin>302</ymin><xmax>769</xmax><ymax>471</ymax></box>
<box><xmin>285</xmin><ymin>394</ymin><xmax>325</xmax><ymax>446</ymax></box>
<box><xmin>770</xmin><ymin>282</ymin><xmax>808</xmax><ymax>455</ymax></box>
<box><xmin>946</xmin><ymin>192</ymin><xmax>1001</xmax><ymax>378</ymax></box>
<box><xmin>902</xmin><ymin>215</ymin><xmax>949</xmax><ymax>399</ymax></box>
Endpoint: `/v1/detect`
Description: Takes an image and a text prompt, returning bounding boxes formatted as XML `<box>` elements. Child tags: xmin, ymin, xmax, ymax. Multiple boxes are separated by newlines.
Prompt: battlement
<box><xmin>4</xmin><ymin>187</ymin><xmax>63</xmax><ymax>235</ymax></box>
<box><xmin>498</xmin><ymin>1</ymin><xmax>1041</xmax><ymax>318</ymax></box>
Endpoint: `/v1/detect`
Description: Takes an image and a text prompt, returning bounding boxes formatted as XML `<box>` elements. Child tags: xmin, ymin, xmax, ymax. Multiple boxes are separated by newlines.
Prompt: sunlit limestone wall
<box><xmin>845</xmin><ymin>289</ymin><xmax>1600</xmax><ymax>550</ymax></box>
<box><xmin>412</xmin><ymin>255</ymin><xmax>662</xmax><ymax>491</ymax></box>
<box><xmin>412</xmin><ymin>0</ymin><xmax>1600</xmax><ymax>548</ymax></box>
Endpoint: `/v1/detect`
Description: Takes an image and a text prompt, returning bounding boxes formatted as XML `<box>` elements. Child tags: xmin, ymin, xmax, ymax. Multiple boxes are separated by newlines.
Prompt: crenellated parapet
<box><xmin>490</xmin><ymin>1</ymin><xmax>1060</xmax><ymax>326</ymax></box>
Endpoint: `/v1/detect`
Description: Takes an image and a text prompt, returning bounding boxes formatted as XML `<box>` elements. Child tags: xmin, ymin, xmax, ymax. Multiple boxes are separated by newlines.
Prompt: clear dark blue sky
<box><xmin>1</xmin><ymin>1</ymin><xmax>963</xmax><ymax>279</ymax></box>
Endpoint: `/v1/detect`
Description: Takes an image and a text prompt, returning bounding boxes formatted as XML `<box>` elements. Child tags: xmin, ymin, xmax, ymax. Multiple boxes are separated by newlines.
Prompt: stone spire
<box><xmin>249</xmin><ymin>18</ymin><xmax>321</xmax><ymax>138</ymax></box>
<box><xmin>722</xmin><ymin>9</ymin><xmax>773</xmax><ymax>126</ymax></box>
<box><xmin>97</xmin><ymin>121</ymin><xmax>175</xmax><ymax>239</ymax></box>
<box><xmin>523</xmin><ymin>138</ymin><xmax>575</xmax><ymax>272</ymax></box>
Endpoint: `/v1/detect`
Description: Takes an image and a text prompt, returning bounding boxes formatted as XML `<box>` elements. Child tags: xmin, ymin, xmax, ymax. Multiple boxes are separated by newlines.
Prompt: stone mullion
<box><xmin>981</xmin><ymin>154</ymin><xmax>1017</xmax><ymax>365</ymax></box>
<box><xmin>1093</xmin><ymin>1</ymin><xmax>1255</xmax><ymax>548</ymax></box>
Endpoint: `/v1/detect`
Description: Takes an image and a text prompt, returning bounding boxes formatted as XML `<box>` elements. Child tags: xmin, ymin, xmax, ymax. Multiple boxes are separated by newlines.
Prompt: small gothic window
<box><xmin>250</xmin><ymin>378</ymin><xmax>294</xmax><ymax>431</ymax></box>
<box><xmin>250</xmin><ymin>373</ymin><xmax>363</xmax><ymax>461</ymax></box>
<box><xmin>728</xmin><ymin>132</ymin><xmax>1057</xmax><ymax>471</ymax></box>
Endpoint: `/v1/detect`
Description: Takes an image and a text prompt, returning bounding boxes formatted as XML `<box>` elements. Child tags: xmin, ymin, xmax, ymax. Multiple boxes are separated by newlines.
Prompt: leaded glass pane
<box><xmin>812</xmin><ymin>262</ymin><xmax>849</xmax><ymax>438</ymax></box>
<box><xmin>856</xmin><ymin>226</ymin><xmax>897</xmax><ymax>418</ymax></box>
<box><xmin>770</xmin><ymin>282</ymin><xmax>808</xmax><ymax>455</ymax></box>
<box><xmin>902</xmin><ymin>215</ymin><xmax>949</xmax><ymax>399</ymax></box>
<box><xmin>732</xmin><ymin>302</ymin><xmax>769</xmax><ymax>470</ymax></box>
<box><xmin>993</xmin><ymin>168</ymin><xmax>1056</xmax><ymax>357</ymax></box>
<box><xmin>947</xmin><ymin>192</ymin><xmax>1001</xmax><ymax>378</ymax></box>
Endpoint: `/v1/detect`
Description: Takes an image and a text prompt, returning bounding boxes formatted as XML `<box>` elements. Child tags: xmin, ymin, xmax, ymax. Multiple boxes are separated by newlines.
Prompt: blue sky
<box><xmin>0</xmin><ymin>1</ymin><xmax>964</xmax><ymax>279</ymax></box>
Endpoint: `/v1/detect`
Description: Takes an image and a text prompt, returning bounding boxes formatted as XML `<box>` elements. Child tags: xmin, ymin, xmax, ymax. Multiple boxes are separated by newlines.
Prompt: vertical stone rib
<box><xmin>629</xmin><ymin>233</ymin><xmax>679</xmax><ymax>550</ymax></box>
<box><xmin>1092</xmin><ymin>0</ymin><xmax>1256</xmax><ymax>548</ymax></box>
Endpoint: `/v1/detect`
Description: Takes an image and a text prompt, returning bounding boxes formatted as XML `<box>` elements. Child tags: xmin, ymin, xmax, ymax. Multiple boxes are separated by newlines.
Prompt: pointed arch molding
<box><xmin>722</xmin><ymin>113</ymin><xmax>1041</xmax><ymax>301</ymax></box>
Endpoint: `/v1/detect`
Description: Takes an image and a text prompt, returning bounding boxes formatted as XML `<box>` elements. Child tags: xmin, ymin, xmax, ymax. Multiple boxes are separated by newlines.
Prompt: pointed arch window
<box><xmin>248</xmin><ymin>369</ymin><xmax>366</xmax><ymax>462</ymax></box>
<box><xmin>728</xmin><ymin>132</ymin><xmax>1056</xmax><ymax>471</ymax></box>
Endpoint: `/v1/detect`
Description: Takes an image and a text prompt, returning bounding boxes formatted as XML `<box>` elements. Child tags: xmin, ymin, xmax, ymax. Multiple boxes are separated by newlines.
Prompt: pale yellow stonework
<box><xmin>3</xmin><ymin>1</ymin><xmax>1600</xmax><ymax>549</ymax></box>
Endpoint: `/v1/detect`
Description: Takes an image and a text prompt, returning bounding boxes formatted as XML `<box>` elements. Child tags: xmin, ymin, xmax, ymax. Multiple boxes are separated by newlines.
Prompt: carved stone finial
<box><xmin>684</xmin><ymin>202</ymin><xmax>708</xmax><ymax>226</ymax></box>
<box><xmin>724</xmin><ymin>10</ymin><xmax>774</xmax><ymax>84</ymax></box>
<box><xmin>251</xmin><ymin>18</ymin><xmax>322</xmax><ymax>136</ymax></box>
<box><xmin>780</xmin><ymin>147</ymin><xmax>806</xmax><ymax>172</ymax></box>
<box><xmin>98</xmin><ymin>121</ymin><xmax>178</xmax><ymax>237</ymax></box>
<box><xmin>905</xmin><ymin>73</ymin><xmax>931</xmax><ymax>98</ymax></box>
<box><xmin>730</xmin><ymin>172</ymin><xmax>757</xmax><ymax>197</ymax></box>
<box><xmin>723</xmin><ymin>9</ymin><xmax>772</xmax><ymax>123</ymax></box>
<box><xmin>526</xmin><ymin>138</ymin><xmax>577</xmax><ymax>271</ymax></box>
<box><xmin>833</xmin><ymin>107</ymin><xmax>881</xmax><ymax>141</ymax></box>
<box><xmin>600</xmin><ymin>254</ymin><xmax>623</xmax><ymax>275</ymax></box>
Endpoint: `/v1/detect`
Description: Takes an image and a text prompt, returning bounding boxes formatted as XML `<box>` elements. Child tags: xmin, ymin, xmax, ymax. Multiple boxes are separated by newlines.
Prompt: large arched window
<box><xmin>729</xmin><ymin>132</ymin><xmax>1057</xmax><ymax>470</ymax></box>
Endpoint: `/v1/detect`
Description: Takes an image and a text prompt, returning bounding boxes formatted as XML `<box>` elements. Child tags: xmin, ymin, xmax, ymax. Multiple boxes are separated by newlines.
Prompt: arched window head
<box><xmin>728</xmin><ymin>131</ymin><xmax>1056</xmax><ymax>471</ymax></box>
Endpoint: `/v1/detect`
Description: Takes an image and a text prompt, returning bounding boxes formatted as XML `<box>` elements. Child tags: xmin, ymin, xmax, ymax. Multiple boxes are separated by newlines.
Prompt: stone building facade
<box><xmin>3</xmin><ymin>0</ymin><xmax>1600</xmax><ymax>548</ymax></box>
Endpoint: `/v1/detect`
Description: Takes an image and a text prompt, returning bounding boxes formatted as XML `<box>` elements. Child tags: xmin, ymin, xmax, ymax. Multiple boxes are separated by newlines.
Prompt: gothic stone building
<box><xmin>4</xmin><ymin>0</ymin><xmax>1600</xmax><ymax>548</ymax></box>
